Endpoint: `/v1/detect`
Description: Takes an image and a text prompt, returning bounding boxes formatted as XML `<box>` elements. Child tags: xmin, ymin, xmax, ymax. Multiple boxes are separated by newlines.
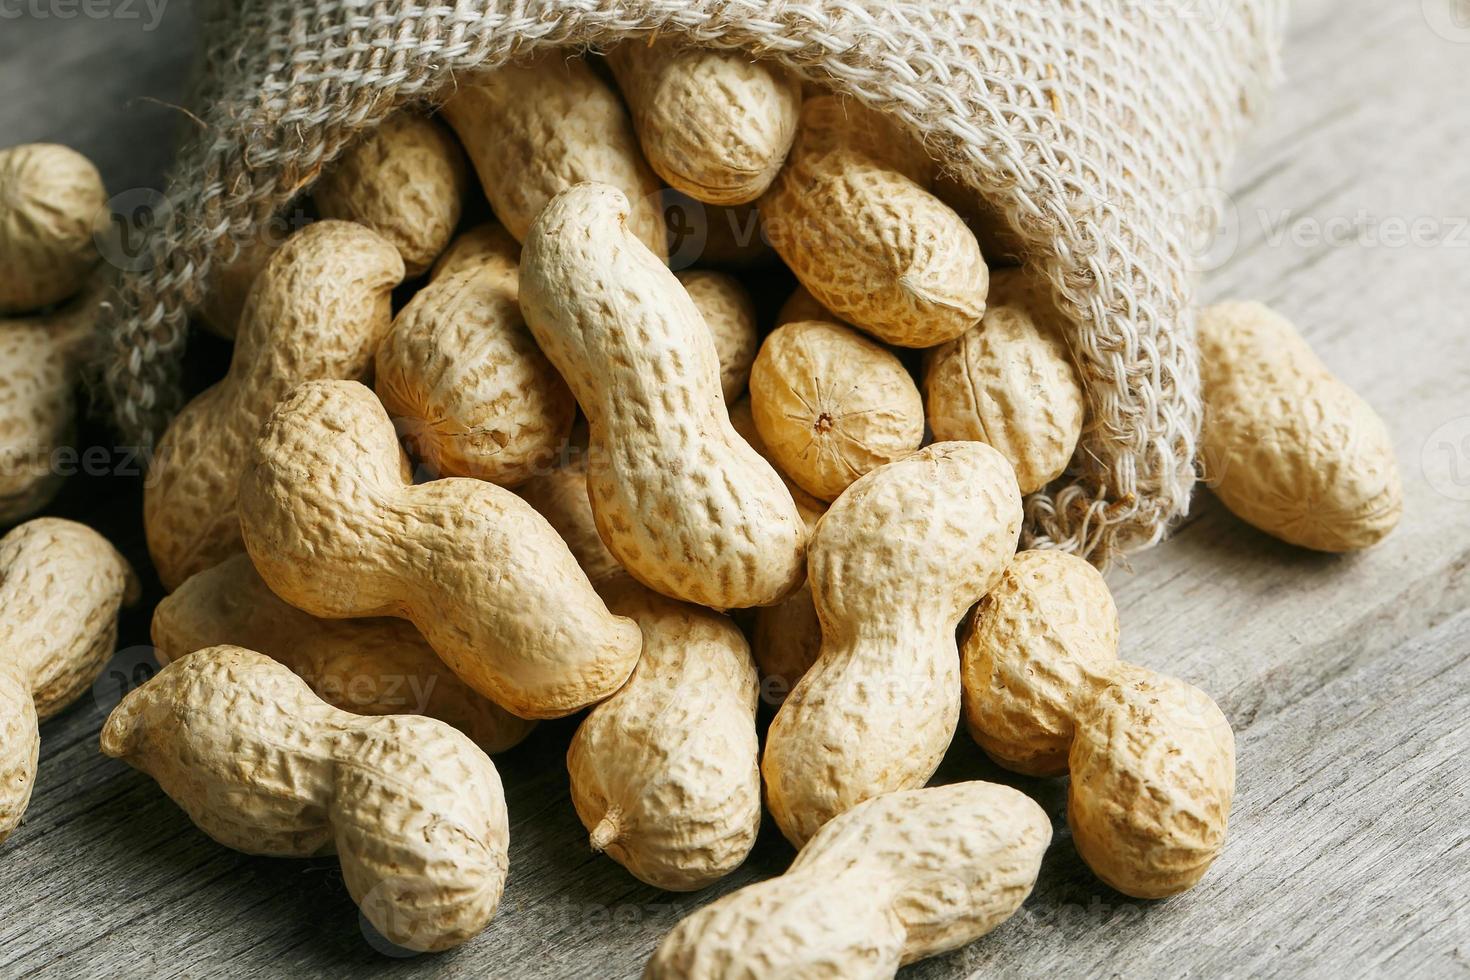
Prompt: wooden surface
<box><xmin>2</xmin><ymin>2</ymin><xmax>1468</xmax><ymax>977</ymax></box>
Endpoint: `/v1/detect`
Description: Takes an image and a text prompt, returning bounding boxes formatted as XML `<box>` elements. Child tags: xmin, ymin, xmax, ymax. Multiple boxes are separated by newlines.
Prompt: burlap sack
<box><xmin>96</xmin><ymin>0</ymin><xmax>1286</xmax><ymax>565</ymax></box>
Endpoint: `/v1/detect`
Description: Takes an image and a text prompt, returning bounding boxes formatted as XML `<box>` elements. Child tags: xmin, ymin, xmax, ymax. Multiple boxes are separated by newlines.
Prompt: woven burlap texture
<box><xmin>96</xmin><ymin>0</ymin><xmax>1286</xmax><ymax>565</ymax></box>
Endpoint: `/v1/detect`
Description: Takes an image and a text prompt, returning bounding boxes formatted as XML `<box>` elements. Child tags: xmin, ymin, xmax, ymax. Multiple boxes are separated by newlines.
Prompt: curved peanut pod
<box><xmin>197</xmin><ymin>228</ymin><xmax>285</xmax><ymax>339</ymax></box>
<box><xmin>924</xmin><ymin>269</ymin><xmax>1085</xmax><ymax>494</ymax></box>
<box><xmin>1069</xmin><ymin>668</ymin><xmax>1235</xmax><ymax>898</ymax></box>
<box><xmin>153</xmin><ymin>555</ymin><xmax>535</xmax><ymax>754</ymax></box>
<box><xmin>607</xmin><ymin>41</ymin><xmax>800</xmax><ymax>205</ymax></box>
<box><xmin>0</xmin><ymin>144</ymin><xmax>105</xmax><ymax>314</ymax></box>
<box><xmin>374</xmin><ymin>237</ymin><xmax>575</xmax><ymax>486</ymax></box>
<box><xmin>568</xmin><ymin>575</ymin><xmax>761</xmax><ymax>891</ymax></box>
<box><xmin>0</xmin><ymin>518</ymin><xmax>137</xmax><ymax>845</ymax></box>
<box><xmin>145</xmin><ymin>220</ymin><xmax>404</xmax><ymax>590</ymax></box>
<box><xmin>441</xmin><ymin>55</ymin><xmax>667</xmax><ymax>259</ymax></box>
<box><xmin>961</xmin><ymin>550</ymin><xmax>1120</xmax><ymax>776</ymax></box>
<box><xmin>760</xmin><ymin>97</ymin><xmax>988</xmax><ymax>347</ymax></box>
<box><xmin>1199</xmin><ymin>301</ymin><xmax>1402</xmax><ymax>551</ymax></box>
<box><xmin>0</xmin><ymin>277</ymin><xmax>106</xmax><ymax>521</ymax></box>
<box><xmin>763</xmin><ymin>443</ymin><xmax>1022</xmax><ymax>846</ymax></box>
<box><xmin>313</xmin><ymin>111</ymin><xmax>468</xmax><ymax>277</ymax></box>
<box><xmin>100</xmin><ymin>646</ymin><xmax>508</xmax><ymax>952</ymax></box>
<box><xmin>520</xmin><ymin>183</ymin><xmax>806</xmax><ymax>610</ymax></box>
<box><xmin>645</xmin><ymin>781</ymin><xmax>1051</xmax><ymax>979</ymax></box>
<box><xmin>958</xmin><ymin>550</ymin><xmax>1233</xmax><ymax>896</ymax></box>
<box><xmin>238</xmin><ymin>380</ymin><xmax>642</xmax><ymax>719</ymax></box>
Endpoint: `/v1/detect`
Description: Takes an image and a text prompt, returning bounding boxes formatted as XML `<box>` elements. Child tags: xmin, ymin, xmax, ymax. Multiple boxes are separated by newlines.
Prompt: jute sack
<box><xmin>95</xmin><ymin>0</ymin><xmax>1287</xmax><ymax>565</ymax></box>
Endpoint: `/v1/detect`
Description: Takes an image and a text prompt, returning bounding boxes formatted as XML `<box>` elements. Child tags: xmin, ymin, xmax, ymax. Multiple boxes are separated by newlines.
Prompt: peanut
<box><xmin>374</xmin><ymin>223</ymin><xmax>575</xmax><ymax>485</ymax></box>
<box><xmin>0</xmin><ymin>144</ymin><xmax>105</xmax><ymax>314</ymax></box>
<box><xmin>100</xmin><ymin>645</ymin><xmax>508</xmax><ymax>951</ymax></box>
<box><xmin>520</xmin><ymin>182</ymin><xmax>806</xmax><ymax>609</ymax></box>
<box><xmin>568</xmin><ymin>574</ymin><xmax>761</xmax><ymax>891</ymax></box>
<box><xmin>517</xmin><ymin>445</ymin><xmax>764</xmax><ymax>890</ymax></box>
<box><xmin>961</xmin><ymin>549</ymin><xmax>1234</xmax><ymax>897</ymax></box>
<box><xmin>236</xmin><ymin>379</ymin><xmax>642</xmax><ymax>719</ymax></box>
<box><xmin>726</xmin><ymin>396</ymin><xmax>828</xmax><ymax>528</ymax></box>
<box><xmin>1070</xmin><ymin>666</ymin><xmax>1235</xmax><ymax>898</ymax></box>
<box><xmin>924</xmin><ymin>269</ymin><xmax>1085</xmax><ymax>494</ymax></box>
<box><xmin>145</xmin><ymin>220</ymin><xmax>403</xmax><ymax>590</ymax></box>
<box><xmin>494</xmin><ymin>271</ymin><xmax>760</xmax><ymax>466</ymax></box>
<box><xmin>313</xmin><ymin>111</ymin><xmax>469</xmax><ymax>278</ymax></box>
<box><xmin>761</xmin><ymin>97</ymin><xmax>988</xmax><ymax>347</ymax></box>
<box><xmin>152</xmin><ymin>555</ymin><xmax>535</xmax><ymax>754</ymax></box>
<box><xmin>197</xmin><ymin>228</ymin><xmax>285</xmax><ymax>339</ymax></box>
<box><xmin>961</xmin><ymin>550</ymin><xmax>1120</xmax><ymax>776</ymax></box>
<box><xmin>0</xmin><ymin>277</ymin><xmax>105</xmax><ymax>521</ymax></box>
<box><xmin>1199</xmin><ymin>301</ymin><xmax>1402</xmax><ymax>551</ymax></box>
<box><xmin>933</xmin><ymin>171</ymin><xmax>1027</xmax><ymax>267</ymax></box>
<box><xmin>749</xmin><ymin>319</ymin><xmax>925</xmax><ymax>502</ymax></box>
<box><xmin>0</xmin><ymin>518</ymin><xmax>137</xmax><ymax>845</ymax></box>
<box><xmin>677</xmin><ymin>269</ymin><xmax>759</xmax><ymax>404</ymax></box>
<box><xmin>775</xmin><ymin>284</ymin><xmax>842</xmax><ymax>327</ymax></box>
<box><xmin>727</xmin><ymin>398</ymin><xmax>827</xmax><ymax>704</ymax></box>
<box><xmin>607</xmin><ymin>41</ymin><xmax>800</xmax><ymax>205</ymax></box>
<box><xmin>645</xmin><ymin>781</ymin><xmax>1051</xmax><ymax>979</ymax></box>
<box><xmin>763</xmin><ymin>443</ymin><xmax>1022</xmax><ymax>845</ymax></box>
<box><xmin>750</xmin><ymin>578</ymin><xmax>823</xmax><ymax>708</ymax></box>
<box><xmin>441</xmin><ymin>55</ymin><xmax>667</xmax><ymax>259</ymax></box>
<box><xmin>516</xmin><ymin>454</ymin><xmax>626</xmax><ymax>590</ymax></box>
<box><xmin>431</xmin><ymin>221</ymin><xmax>518</xmax><ymax>282</ymax></box>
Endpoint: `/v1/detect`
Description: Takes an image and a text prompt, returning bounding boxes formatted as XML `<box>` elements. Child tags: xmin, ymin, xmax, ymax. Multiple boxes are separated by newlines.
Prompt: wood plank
<box><xmin>1</xmin><ymin>0</ymin><xmax>1467</xmax><ymax>977</ymax></box>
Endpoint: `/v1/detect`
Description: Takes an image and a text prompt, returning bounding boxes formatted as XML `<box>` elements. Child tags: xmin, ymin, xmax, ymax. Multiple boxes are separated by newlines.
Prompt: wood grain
<box><xmin>1</xmin><ymin>1</ymin><xmax>1467</xmax><ymax>977</ymax></box>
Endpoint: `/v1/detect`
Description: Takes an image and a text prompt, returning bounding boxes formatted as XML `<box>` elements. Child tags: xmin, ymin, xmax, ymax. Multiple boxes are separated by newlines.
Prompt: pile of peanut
<box><xmin>0</xmin><ymin>42</ymin><xmax>1402</xmax><ymax>974</ymax></box>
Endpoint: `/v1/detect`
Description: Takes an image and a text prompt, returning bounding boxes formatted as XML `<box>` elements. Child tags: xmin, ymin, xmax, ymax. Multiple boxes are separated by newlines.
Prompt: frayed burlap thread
<box><xmin>96</xmin><ymin>0</ymin><xmax>1286</xmax><ymax>565</ymax></box>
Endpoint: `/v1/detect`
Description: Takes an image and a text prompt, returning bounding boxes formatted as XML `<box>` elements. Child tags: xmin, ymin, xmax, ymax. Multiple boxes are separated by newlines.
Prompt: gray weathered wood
<box><xmin>1</xmin><ymin>1</ymin><xmax>1467</xmax><ymax>977</ymax></box>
